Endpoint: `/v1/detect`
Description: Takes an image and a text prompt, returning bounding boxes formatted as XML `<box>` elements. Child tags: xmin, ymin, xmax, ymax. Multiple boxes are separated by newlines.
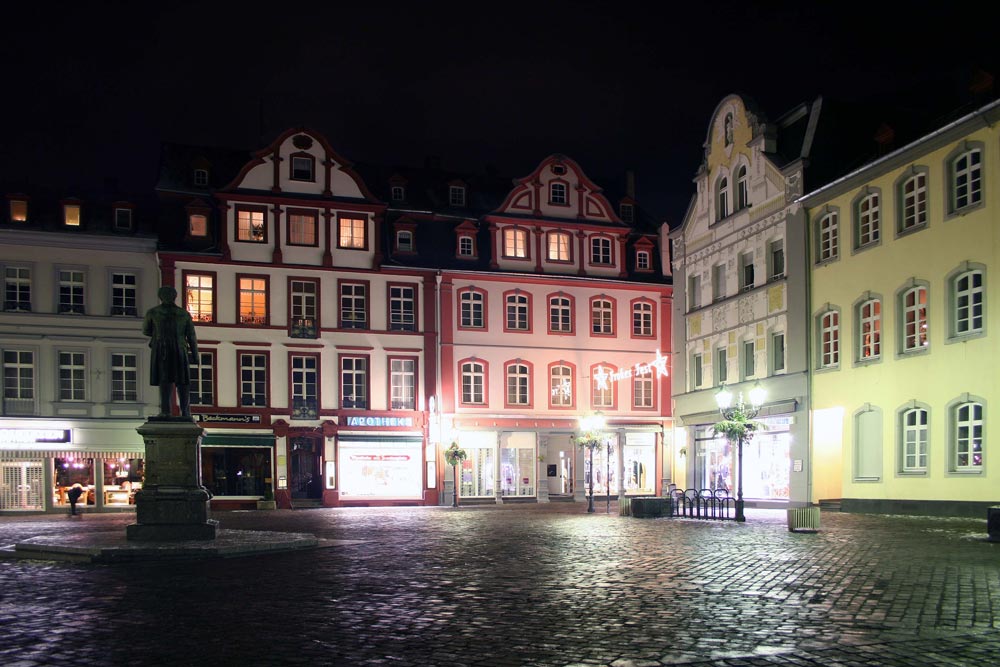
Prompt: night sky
<box><xmin>4</xmin><ymin>1</ymin><xmax>999</xmax><ymax>222</ymax></box>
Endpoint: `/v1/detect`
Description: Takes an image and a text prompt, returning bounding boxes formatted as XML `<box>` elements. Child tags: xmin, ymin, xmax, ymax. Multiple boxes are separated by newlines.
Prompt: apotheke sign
<box><xmin>345</xmin><ymin>416</ymin><xmax>414</xmax><ymax>428</ymax></box>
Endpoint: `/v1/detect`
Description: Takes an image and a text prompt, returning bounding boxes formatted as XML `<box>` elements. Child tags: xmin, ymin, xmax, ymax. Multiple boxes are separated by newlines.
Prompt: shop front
<box><xmin>199</xmin><ymin>432</ymin><xmax>276</xmax><ymax>510</ymax></box>
<box><xmin>691</xmin><ymin>416</ymin><xmax>792</xmax><ymax>502</ymax></box>
<box><xmin>0</xmin><ymin>422</ymin><xmax>145</xmax><ymax>513</ymax></box>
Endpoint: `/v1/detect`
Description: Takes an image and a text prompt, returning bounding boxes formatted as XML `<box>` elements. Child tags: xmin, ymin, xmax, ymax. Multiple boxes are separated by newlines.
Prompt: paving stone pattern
<box><xmin>0</xmin><ymin>505</ymin><xmax>998</xmax><ymax>666</ymax></box>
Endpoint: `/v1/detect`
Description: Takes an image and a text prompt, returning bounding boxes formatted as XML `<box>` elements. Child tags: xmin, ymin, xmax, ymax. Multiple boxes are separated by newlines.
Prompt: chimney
<box><xmin>874</xmin><ymin>123</ymin><xmax>895</xmax><ymax>157</ymax></box>
<box><xmin>625</xmin><ymin>169</ymin><xmax>636</xmax><ymax>199</ymax></box>
<box><xmin>424</xmin><ymin>155</ymin><xmax>443</xmax><ymax>170</ymax></box>
<box><xmin>970</xmin><ymin>69</ymin><xmax>995</xmax><ymax>99</ymax></box>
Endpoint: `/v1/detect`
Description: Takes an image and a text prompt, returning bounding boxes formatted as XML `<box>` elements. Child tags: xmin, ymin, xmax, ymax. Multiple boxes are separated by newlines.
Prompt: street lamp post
<box><xmin>713</xmin><ymin>382</ymin><xmax>766</xmax><ymax>523</ymax></box>
<box><xmin>575</xmin><ymin>413</ymin><xmax>606</xmax><ymax>514</ymax></box>
<box><xmin>444</xmin><ymin>441</ymin><xmax>468</xmax><ymax>508</ymax></box>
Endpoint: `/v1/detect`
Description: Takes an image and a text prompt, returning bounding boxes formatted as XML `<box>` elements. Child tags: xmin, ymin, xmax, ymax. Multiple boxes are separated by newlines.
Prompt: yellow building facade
<box><xmin>803</xmin><ymin>99</ymin><xmax>1000</xmax><ymax>516</ymax></box>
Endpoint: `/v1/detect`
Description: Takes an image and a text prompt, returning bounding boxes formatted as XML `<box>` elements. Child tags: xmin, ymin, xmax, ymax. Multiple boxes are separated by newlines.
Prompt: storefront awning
<box><xmin>201</xmin><ymin>434</ymin><xmax>275</xmax><ymax>447</ymax></box>
<box><xmin>0</xmin><ymin>450</ymin><xmax>143</xmax><ymax>460</ymax></box>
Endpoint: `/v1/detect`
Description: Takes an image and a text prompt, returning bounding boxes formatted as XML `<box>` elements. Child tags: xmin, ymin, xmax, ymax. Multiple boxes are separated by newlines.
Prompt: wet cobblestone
<box><xmin>0</xmin><ymin>505</ymin><xmax>998</xmax><ymax>666</ymax></box>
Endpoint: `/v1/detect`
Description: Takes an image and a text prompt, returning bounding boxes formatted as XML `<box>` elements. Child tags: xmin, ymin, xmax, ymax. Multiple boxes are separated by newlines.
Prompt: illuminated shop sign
<box><xmin>339</xmin><ymin>442</ymin><xmax>422</xmax><ymax>498</ymax></box>
<box><xmin>345</xmin><ymin>416</ymin><xmax>414</xmax><ymax>428</ymax></box>
<box><xmin>193</xmin><ymin>414</ymin><xmax>262</xmax><ymax>424</ymax></box>
<box><xmin>0</xmin><ymin>429</ymin><xmax>71</xmax><ymax>444</ymax></box>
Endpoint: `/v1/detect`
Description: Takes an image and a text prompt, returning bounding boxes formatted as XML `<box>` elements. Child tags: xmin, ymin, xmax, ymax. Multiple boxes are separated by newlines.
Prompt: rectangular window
<box><xmin>290</xmin><ymin>355</ymin><xmax>318</xmax><ymax>419</ymax></box>
<box><xmin>461</xmin><ymin>362</ymin><xmax>485</xmax><ymax>404</ymax></box>
<box><xmin>238</xmin><ymin>277</ymin><xmax>268</xmax><ymax>325</ymax></box>
<box><xmin>632</xmin><ymin>302</ymin><xmax>653</xmax><ymax>337</ymax></box>
<box><xmin>390</xmin><ymin>358</ymin><xmax>416</xmax><ymax>410</ymax></box>
<box><xmin>189</xmin><ymin>214</ymin><xmax>208</xmax><ymax>237</ymax></box>
<box><xmin>341</xmin><ymin>356</ymin><xmax>368</xmax><ymax>409</ymax></box>
<box><xmin>952</xmin><ymin>149</ymin><xmax>982</xmax><ymax>210</ymax></box>
<box><xmin>769</xmin><ymin>240</ymin><xmax>784</xmax><ymax>280</ymax></box>
<box><xmin>340</xmin><ymin>282</ymin><xmax>368</xmax><ymax>329</ymax></box>
<box><xmin>504</xmin><ymin>228</ymin><xmax>528</xmax><ymax>258</ymax></box>
<box><xmin>821</xmin><ymin>311</ymin><xmax>839</xmax><ymax>367</ymax></box>
<box><xmin>338</xmin><ymin>215</ymin><xmax>366</xmax><ymax>249</ymax></box>
<box><xmin>902</xmin><ymin>173</ymin><xmax>927</xmax><ymax>230</ymax></box>
<box><xmin>856</xmin><ymin>194</ymin><xmax>880</xmax><ymax>247</ymax></box>
<box><xmin>10</xmin><ymin>199</ymin><xmax>27</xmax><ymax>222</ymax></box>
<box><xmin>592</xmin><ymin>370</ymin><xmax>613</xmax><ymax>408</ymax></box>
<box><xmin>591</xmin><ymin>237</ymin><xmax>612</xmax><ymax>265</ymax></box>
<box><xmin>902</xmin><ymin>408</ymin><xmax>928</xmax><ymax>471</ymax></box>
<box><xmin>236</xmin><ymin>207</ymin><xmax>266</xmax><ymax>242</ymax></box>
<box><xmin>550</xmin><ymin>182</ymin><xmax>568</xmax><ymax>205</ymax></box>
<box><xmin>902</xmin><ymin>286</ymin><xmax>928</xmax><ymax>351</ymax></box>
<box><xmin>716</xmin><ymin>347</ymin><xmax>728</xmax><ymax>384</ymax></box>
<box><xmin>185</xmin><ymin>273</ymin><xmax>215</xmax><ymax>323</ymax></box>
<box><xmin>772</xmin><ymin>333</ymin><xmax>785</xmax><ymax>373</ymax></box>
<box><xmin>58</xmin><ymin>352</ymin><xmax>86</xmax><ymax>401</ymax></box>
<box><xmin>460</xmin><ymin>290</ymin><xmax>485</xmax><ymax>328</ymax></box>
<box><xmin>550</xmin><ymin>365</ymin><xmax>573</xmax><ymax>407</ymax></box>
<box><xmin>549</xmin><ymin>296</ymin><xmax>572</xmax><ymax>333</ymax></box>
<box><xmin>636</xmin><ymin>251</ymin><xmax>650</xmax><ymax>270</ymax></box>
<box><xmin>3</xmin><ymin>350</ymin><xmax>35</xmax><ymax>412</ymax></box>
<box><xmin>954</xmin><ymin>270</ymin><xmax>984</xmax><ymax>336</ymax></box>
<box><xmin>620</xmin><ymin>203</ymin><xmax>634</xmax><ymax>223</ymax></box>
<box><xmin>955</xmin><ymin>402</ymin><xmax>983</xmax><ymax>469</ymax></box>
<box><xmin>291</xmin><ymin>156</ymin><xmax>314</xmax><ymax>181</ymax></box>
<box><xmin>506</xmin><ymin>363</ymin><xmax>530</xmax><ymax>406</ymax></box>
<box><xmin>190</xmin><ymin>351</ymin><xmax>215</xmax><ymax>406</ymax></box>
<box><xmin>505</xmin><ymin>293</ymin><xmax>529</xmax><ymax>331</ymax></box>
<box><xmin>4</xmin><ymin>267</ymin><xmax>31</xmax><ymax>311</ymax></box>
<box><xmin>64</xmin><ymin>204</ymin><xmax>81</xmax><ymax>227</ymax></box>
<box><xmin>289</xmin><ymin>279</ymin><xmax>318</xmax><ymax>338</ymax></box>
<box><xmin>391</xmin><ymin>186</ymin><xmax>405</xmax><ymax>201</ymax></box>
<box><xmin>114</xmin><ymin>208</ymin><xmax>133</xmax><ymax>231</ymax></box>
<box><xmin>389</xmin><ymin>285</ymin><xmax>416</xmax><ymax>331</ymax></box>
<box><xmin>688</xmin><ymin>274</ymin><xmax>701</xmax><ymax>310</ymax></box>
<box><xmin>396</xmin><ymin>230</ymin><xmax>414</xmax><ymax>252</ymax></box>
<box><xmin>819</xmin><ymin>213</ymin><xmax>838</xmax><ymax>262</ymax></box>
<box><xmin>449</xmin><ymin>186</ymin><xmax>466</xmax><ymax>207</ymax></box>
<box><xmin>691</xmin><ymin>353</ymin><xmax>703</xmax><ymax>390</ymax></box>
<box><xmin>111</xmin><ymin>272</ymin><xmax>138</xmax><ymax>316</ymax></box>
<box><xmin>288</xmin><ymin>211</ymin><xmax>318</xmax><ymax>246</ymax></box>
<box><xmin>58</xmin><ymin>270</ymin><xmax>85</xmax><ymax>314</ymax></box>
<box><xmin>458</xmin><ymin>236</ymin><xmax>474</xmax><ymax>257</ymax></box>
<box><xmin>633</xmin><ymin>375</ymin><xmax>653</xmax><ymax>408</ymax></box>
<box><xmin>239</xmin><ymin>353</ymin><xmax>267</xmax><ymax>407</ymax></box>
<box><xmin>547</xmin><ymin>232</ymin><xmax>571</xmax><ymax>261</ymax></box>
<box><xmin>591</xmin><ymin>299</ymin><xmax>613</xmax><ymax>335</ymax></box>
<box><xmin>740</xmin><ymin>252</ymin><xmax>755</xmax><ymax>292</ymax></box>
<box><xmin>712</xmin><ymin>264</ymin><xmax>726</xmax><ymax>302</ymax></box>
<box><xmin>111</xmin><ymin>353</ymin><xmax>138</xmax><ymax>402</ymax></box>
<box><xmin>859</xmin><ymin>299</ymin><xmax>881</xmax><ymax>359</ymax></box>
<box><xmin>743</xmin><ymin>340</ymin><xmax>755</xmax><ymax>378</ymax></box>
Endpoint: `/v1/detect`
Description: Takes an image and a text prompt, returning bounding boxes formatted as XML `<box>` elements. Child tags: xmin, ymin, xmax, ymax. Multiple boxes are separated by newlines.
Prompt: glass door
<box><xmin>1</xmin><ymin>461</ymin><xmax>43</xmax><ymax>510</ymax></box>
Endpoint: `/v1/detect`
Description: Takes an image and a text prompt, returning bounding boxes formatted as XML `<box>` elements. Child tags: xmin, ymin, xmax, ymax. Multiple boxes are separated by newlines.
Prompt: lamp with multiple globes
<box><xmin>714</xmin><ymin>381</ymin><xmax>766</xmax><ymax>523</ymax></box>
<box><xmin>575</xmin><ymin>412</ymin><xmax>606</xmax><ymax>514</ymax></box>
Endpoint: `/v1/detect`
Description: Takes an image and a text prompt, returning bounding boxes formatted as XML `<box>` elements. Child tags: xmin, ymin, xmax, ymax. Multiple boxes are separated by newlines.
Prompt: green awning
<box><xmin>201</xmin><ymin>434</ymin><xmax>275</xmax><ymax>447</ymax></box>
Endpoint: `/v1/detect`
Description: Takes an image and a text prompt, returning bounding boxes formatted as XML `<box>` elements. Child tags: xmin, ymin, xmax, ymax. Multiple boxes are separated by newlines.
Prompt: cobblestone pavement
<box><xmin>0</xmin><ymin>504</ymin><xmax>998</xmax><ymax>667</ymax></box>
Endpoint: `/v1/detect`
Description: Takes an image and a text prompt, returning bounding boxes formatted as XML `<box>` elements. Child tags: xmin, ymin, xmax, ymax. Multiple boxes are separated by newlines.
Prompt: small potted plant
<box><xmin>257</xmin><ymin>484</ymin><xmax>277</xmax><ymax>510</ymax></box>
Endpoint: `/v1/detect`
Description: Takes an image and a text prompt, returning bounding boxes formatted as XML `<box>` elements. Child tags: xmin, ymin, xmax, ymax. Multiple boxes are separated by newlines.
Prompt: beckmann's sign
<box><xmin>193</xmin><ymin>414</ymin><xmax>262</xmax><ymax>424</ymax></box>
<box><xmin>345</xmin><ymin>416</ymin><xmax>414</xmax><ymax>428</ymax></box>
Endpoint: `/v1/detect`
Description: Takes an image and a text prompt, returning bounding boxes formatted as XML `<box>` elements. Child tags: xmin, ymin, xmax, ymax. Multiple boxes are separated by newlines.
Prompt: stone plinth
<box><xmin>127</xmin><ymin>417</ymin><xmax>217</xmax><ymax>542</ymax></box>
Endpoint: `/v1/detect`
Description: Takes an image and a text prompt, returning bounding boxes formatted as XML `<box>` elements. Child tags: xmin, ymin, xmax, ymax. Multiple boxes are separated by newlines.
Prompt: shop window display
<box><xmin>54</xmin><ymin>457</ymin><xmax>95</xmax><ymax>507</ymax></box>
<box><xmin>500</xmin><ymin>444</ymin><xmax>535</xmax><ymax>497</ymax></box>
<box><xmin>460</xmin><ymin>446</ymin><xmax>494</xmax><ymax>498</ymax></box>
<box><xmin>102</xmin><ymin>457</ymin><xmax>144</xmax><ymax>505</ymax></box>
<box><xmin>201</xmin><ymin>447</ymin><xmax>272</xmax><ymax>497</ymax></box>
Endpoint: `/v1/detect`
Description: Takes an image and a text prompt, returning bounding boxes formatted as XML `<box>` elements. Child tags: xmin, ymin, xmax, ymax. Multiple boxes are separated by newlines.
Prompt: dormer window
<box><xmin>449</xmin><ymin>185</ymin><xmax>466</xmax><ymax>207</ymax></box>
<box><xmin>114</xmin><ymin>207</ymin><xmax>133</xmax><ymax>231</ymax></box>
<box><xmin>189</xmin><ymin>214</ymin><xmax>208</xmax><ymax>237</ymax></box>
<box><xmin>291</xmin><ymin>155</ymin><xmax>315</xmax><ymax>181</ymax></box>
<box><xmin>193</xmin><ymin>169</ymin><xmax>209</xmax><ymax>187</ymax></box>
<box><xmin>458</xmin><ymin>235</ymin><xmax>475</xmax><ymax>257</ymax></box>
<box><xmin>396</xmin><ymin>230</ymin><xmax>414</xmax><ymax>252</ymax></box>
<box><xmin>552</xmin><ymin>164</ymin><xmax>566</xmax><ymax>175</ymax></box>
<box><xmin>550</xmin><ymin>182</ymin><xmax>568</xmax><ymax>205</ymax></box>
<box><xmin>9</xmin><ymin>199</ymin><xmax>27</xmax><ymax>222</ymax></box>
<box><xmin>391</xmin><ymin>186</ymin><xmax>405</xmax><ymax>201</ymax></box>
<box><xmin>64</xmin><ymin>204</ymin><xmax>81</xmax><ymax>227</ymax></box>
<box><xmin>636</xmin><ymin>250</ymin><xmax>650</xmax><ymax>270</ymax></box>
<box><xmin>620</xmin><ymin>203</ymin><xmax>634</xmax><ymax>223</ymax></box>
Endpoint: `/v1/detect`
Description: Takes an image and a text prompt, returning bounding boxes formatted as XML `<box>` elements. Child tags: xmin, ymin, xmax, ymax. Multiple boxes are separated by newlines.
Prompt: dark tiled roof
<box><xmin>1</xmin><ymin>183</ymin><xmax>158</xmax><ymax>238</ymax></box>
<box><xmin>156</xmin><ymin>142</ymin><xmax>253</xmax><ymax>194</ymax></box>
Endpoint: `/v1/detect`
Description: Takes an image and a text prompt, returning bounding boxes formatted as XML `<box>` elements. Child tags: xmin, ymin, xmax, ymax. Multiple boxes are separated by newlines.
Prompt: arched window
<box><xmin>716</xmin><ymin>177</ymin><xmax>729</xmax><ymax>221</ymax></box>
<box><xmin>736</xmin><ymin>165</ymin><xmax>748</xmax><ymax>210</ymax></box>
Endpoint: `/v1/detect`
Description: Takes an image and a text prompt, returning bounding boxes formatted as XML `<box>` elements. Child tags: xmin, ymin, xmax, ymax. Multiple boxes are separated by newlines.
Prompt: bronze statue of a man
<box><xmin>143</xmin><ymin>285</ymin><xmax>199</xmax><ymax>417</ymax></box>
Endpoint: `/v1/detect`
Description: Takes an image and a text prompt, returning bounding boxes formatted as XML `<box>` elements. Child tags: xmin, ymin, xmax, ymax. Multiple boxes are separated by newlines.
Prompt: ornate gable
<box><xmin>495</xmin><ymin>155</ymin><xmax>622</xmax><ymax>224</ymax></box>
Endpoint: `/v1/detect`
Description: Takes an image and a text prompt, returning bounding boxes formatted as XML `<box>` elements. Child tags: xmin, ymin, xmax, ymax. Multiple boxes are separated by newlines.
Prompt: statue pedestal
<box><xmin>127</xmin><ymin>417</ymin><xmax>218</xmax><ymax>541</ymax></box>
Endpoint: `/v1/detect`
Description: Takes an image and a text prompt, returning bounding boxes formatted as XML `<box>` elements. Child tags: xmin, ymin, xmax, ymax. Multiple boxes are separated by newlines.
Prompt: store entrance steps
<box><xmin>291</xmin><ymin>499</ymin><xmax>324</xmax><ymax>510</ymax></box>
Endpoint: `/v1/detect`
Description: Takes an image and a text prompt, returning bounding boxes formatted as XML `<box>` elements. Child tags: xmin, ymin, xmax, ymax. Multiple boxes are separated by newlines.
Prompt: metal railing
<box><xmin>669</xmin><ymin>487</ymin><xmax>736</xmax><ymax>521</ymax></box>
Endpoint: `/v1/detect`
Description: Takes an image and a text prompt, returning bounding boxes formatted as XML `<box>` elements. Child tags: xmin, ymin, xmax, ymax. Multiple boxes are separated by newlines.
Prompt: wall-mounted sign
<box><xmin>193</xmin><ymin>414</ymin><xmax>262</xmax><ymax>424</ymax></box>
<box><xmin>345</xmin><ymin>416</ymin><xmax>414</xmax><ymax>428</ymax></box>
<box><xmin>594</xmin><ymin>350</ymin><xmax>669</xmax><ymax>390</ymax></box>
<box><xmin>0</xmin><ymin>428</ymin><xmax>71</xmax><ymax>444</ymax></box>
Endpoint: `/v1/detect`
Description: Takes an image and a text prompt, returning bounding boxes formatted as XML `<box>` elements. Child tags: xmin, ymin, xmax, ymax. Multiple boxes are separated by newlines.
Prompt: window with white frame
<box><xmin>591</xmin><ymin>298</ymin><xmax>613</xmax><ymax>335</ymax></box>
<box><xmin>633</xmin><ymin>374</ymin><xmax>653</xmax><ymax>408</ymax></box>
<box><xmin>340</xmin><ymin>357</ymin><xmax>368</xmax><ymax>408</ymax></box>
<box><xmin>740</xmin><ymin>252</ymin><xmax>754</xmax><ymax>292</ymax></box>
<box><xmin>743</xmin><ymin>339</ymin><xmax>755</xmax><ymax>379</ymax></box>
<box><xmin>900</xmin><ymin>171</ymin><xmax>927</xmax><ymax>231</ymax></box>
<box><xmin>449</xmin><ymin>185</ymin><xmax>466</xmax><ymax>207</ymax></box>
<box><xmin>688</xmin><ymin>273</ymin><xmax>701</xmax><ymax>310</ymax></box>
<box><xmin>290</xmin><ymin>280</ymin><xmax>317</xmax><ymax>329</ymax></box>
<box><xmin>550</xmin><ymin>365</ymin><xmax>573</xmax><ymax>407</ymax></box>
<box><xmin>461</xmin><ymin>361</ymin><xmax>485</xmax><ymax>404</ymax></box>
<box><xmin>390</xmin><ymin>358</ymin><xmax>416</xmax><ymax>410</ymax></box>
<box><xmin>236</xmin><ymin>207</ymin><xmax>266</xmax><ymax>242</ymax></box>
<box><xmin>58</xmin><ymin>352</ymin><xmax>86</xmax><ymax>401</ymax></box>
<box><xmin>185</xmin><ymin>273</ymin><xmax>214</xmax><ymax>323</ymax></box>
<box><xmin>716</xmin><ymin>346</ymin><xmax>728</xmax><ymax>384</ymax></box>
<box><xmin>111</xmin><ymin>352</ymin><xmax>138</xmax><ymax>402</ymax></box>
<box><xmin>819</xmin><ymin>310</ymin><xmax>840</xmax><ymax>368</ymax></box>
<box><xmin>769</xmin><ymin>240</ymin><xmax>784</xmax><ymax>280</ymax></box>
<box><xmin>771</xmin><ymin>332</ymin><xmax>785</xmax><ymax>373</ymax></box>
<box><xmin>114</xmin><ymin>208</ymin><xmax>133</xmax><ymax>231</ymax></box>
<box><xmin>291</xmin><ymin>155</ymin><xmax>314</xmax><ymax>181</ymax></box>
<box><xmin>193</xmin><ymin>169</ymin><xmax>208</xmax><ymax>186</ymax></box>
<box><xmin>953</xmin><ymin>269</ymin><xmax>984</xmax><ymax>337</ymax></box>
<box><xmin>854</xmin><ymin>405</ymin><xmax>883</xmax><ymax>480</ymax></box>
<box><xmin>289</xmin><ymin>211</ymin><xmax>318</xmax><ymax>246</ymax></box>
<box><xmin>391</xmin><ymin>185</ymin><xmax>405</xmax><ymax>201</ymax></box>
<box><xmin>458</xmin><ymin>235</ymin><xmax>475</xmax><ymax>257</ymax></box>
<box><xmin>691</xmin><ymin>353</ymin><xmax>703</xmax><ymax>390</ymax></box>
<box><xmin>338</xmin><ymin>215</ymin><xmax>366</xmax><ymax>249</ymax></box>
<box><xmin>389</xmin><ymin>284</ymin><xmax>416</xmax><ymax>331</ymax></box>
<box><xmin>856</xmin><ymin>192</ymin><xmax>880</xmax><ymax>248</ymax></box>
<box><xmin>290</xmin><ymin>355</ymin><xmax>318</xmax><ymax>419</ymax></box>
<box><xmin>503</xmin><ymin>228</ymin><xmax>528</xmax><ymax>258</ymax></box>
<box><xmin>239</xmin><ymin>353</ymin><xmax>267</xmax><ymax>407</ymax></box>
<box><xmin>818</xmin><ymin>211</ymin><xmax>839</xmax><ymax>262</ymax></box>
<box><xmin>632</xmin><ymin>301</ymin><xmax>653</xmax><ymax>337</ymax></box>
<box><xmin>3</xmin><ymin>350</ymin><xmax>35</xmax><ymax>411</ymax></box>
<box><xmin>951</xmin><ymin>148</ymin><xmax>982</xmax><ymax>211</ymax></box>
<box><xmin>953</xmin><ymin>400</ymin><xmax>983</xmax><ymax>471</ymax></box>
<box><xmin>636</xmin><ymin>250</ymin><xmax>650</xmax><ymax>270</ymax></box>
<box><xmin>549</xmin><ymin>296</ymin><xmax>572</xmax><ymax>333</ymax></box>
<box><xmin>901</xmin><ymin>406</ymin><xmax>928</xmax><ymax>472</ymax></box>
<box><xmin>4</xmin><ymin>266</ymin><xmax>31</xmax><ymax>311</ymax></box>
<box><xmin>590</xmin><ymin>237</ymin><xmax>612</xmax><ymax>265</ymax></box>
<box><xmin>340</xmin><ymin>282</ymin><xmax>367</xmax><ymax>329</ymax></box>
<box><xmin>712</xmin><ymin>263</ymin><xmax>726</xmax><ymax>302</ymax></box>
<box><xmin>239</xmin><ymin>277</ymin><xmax>268</xmax><ymax>326</ymax></box>
<box><xmin>547</xmin><ymin>232</ymin><xmax>571</xmax><ymax>261</ymax></box>
<box><xmin>736</xmin><ymin>165</ymin><xmax>748</xmax><ymax>210</ymax></box>
<box><xmin>506</xmin><ymin>363</ymin><xmax>530</xmax><ymax>406</ymax></box>
<box><xmin>858</xmin><ymin>298</ymin><xmax>881</xmax><ymax>360</ymax></box>
<box><xmin>592</xmin><ymin>367</ymin><xmax>613</xmax><ymax>408</ymax></box>
<box><xmin>550</xmin><ymin>182</ymin><xmax>567</xmax><ymax>205</ymax></box>
<box><xmin>111</xmin><ymin>272</ymin><xmax>138</xmax><ymax>316</ymax></box>
<box><xmin>190</xmin><ymin>351</ymin><xmax>214</xmax><ymax>406</ymax></box>
<box><xmin>58</xmin><ymin>269</ymin><xmax>85</xmax><ymax>314</ymax></box>
<box><xmin>620</xmin><ymin>203</ymin><xmax>634</xmax><ymax>223</ymax></box>
<box><xmin>716</xmin><ymin>177</ymin><xmax>728</xmax><ymax>221</ymax></box>
<box><xmin>459</xmin><ymin>289</ymin><xmax>485</xmax><ymax>328</ymax></box>
<box><xmin>505</xmin><ymin>292</ymin><xmax>529</xmax><ymax>331</ymax></box>
<box><xmin>396</xmin><ymin>230</ymin><xmax>414</xmax><ymax>252</ymax></box>
<box><xmin>901</xmin><ymin>285</ymin><xmax>928</xmax><ymax>352</ymax></box>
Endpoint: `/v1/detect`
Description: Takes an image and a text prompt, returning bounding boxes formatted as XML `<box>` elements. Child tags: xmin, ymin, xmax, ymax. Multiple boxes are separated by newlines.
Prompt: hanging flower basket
<box><xmin>572</xmin><ymin>433</ymin><xmax>605</xmax><ymax>451</ymax></box>
<box><xmin>444</xmin><ymin>442</ymin><xmax>468</xmax><ymax>467</ymax></box>
<box><xmin>713</xmin><ymin>414</ymin><xmax>765</xmax><ymax>441</ymax></box>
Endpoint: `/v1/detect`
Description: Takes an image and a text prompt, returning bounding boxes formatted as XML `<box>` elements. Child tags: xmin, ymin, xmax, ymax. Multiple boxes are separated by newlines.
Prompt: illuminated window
<box><xmin>288</xmin><ymin>211</ymin><xmax>317</xmax><ymax>246</ymax></box>
<box><xmin>239</xmin><ymin>353</ymin><xmax>267</xmax><ymax>407</ymax></box>
<box><xmin>506</xmin><ymin>362</ymin><xmax>530</xmax><ymax>406</ymax></box>
<box><xmin>901</xmin><ymin>285</ymin><xmax>928</xmax><ymax>352</ymax></box>
<box><xmin>340</xmin><ymin>356</ymin><xmax>368</xmax><ymax>409</ymax></box>
<box><xmin>549</xmin><ymin>295</ymin><xmax>572</xmax><ymax>333</ymax></box>
<box><xmin>110</xmin><ymin>353</ymin><xmax>138</xmax><ymax>402</ymax></box>
<box><xmin>184</xmin><ymin>273</ymin><xmax>214</xmax><ymax>323</ymax></box>
<box><xmin>238</xmin><ymin>277</ymin><xmax>268</xmax><ymax>325</ymax></box>
<box><xmin>550</xmin><ymin>182</ymin><xmax>567</xmax><ymax>205</ymax></box>
<box><xmin>857</xmin><ymin>298</ymin><xmax>881</xmax><ymax>360</ymax></box>
<box><xmin>952</xmin><ymin>401</ymin><xmax>983</xmax><ymax>470</ymax></box>
<box><xmin>459</xmin><ymin>289</ymin><xmax>485</xmax><ymax>328</ymax></box>
<box><xmin>339</xmin><ymin>282</ymin><xmax>367</xmax><ymax>329</ymax></box>
<box><xmin>58</xmin><ymin>352</ymin><xmax>86</xmax><ymax>401</ymax></box>
<box><xmin>547</xmin><ymin>232</ymin><xmax>571</xmax><ymax>261</ymax></box>
<box><xmin>236</xmin><ymin>207</ymin><xmax>266</xmax><ymax>242</ymax></box>
<box><xmin>817</xmin><ymin>211</ymin><xmax>839</xmax><ymax>262</ymax></box>
<box><xmin>460</xmin><ymin>361</ymin><xmax>485</xmax><ymax>404</ymax></box>
<box><xmin>503</xmin><ymin>228</ymin><xmax>528</xmax><ymax>259</ymax></box>
<box><xmin>856</xmin><ymin>191</ymin><xmax>880</xmax><ymax>248</ymax></box>
<box><xmin>591</xmin><ymin>237</ymin><xmax>612</xmax><ymax>265</ymax></box>
<box><xmin>338</xmin><ymin>215</ymin><xmax>366</xmax><ymax>249</ymax></box>
<box><xmin>4</xmin><ymin>267</ymin><xmax>31</xmax><ymax>312</ymax></box>
<box><xmin>189</xmin><ymin>214</ymin><xmax>208</xmax><ymax>237</ymax></box>
<box><xmin>900</xmin><ymin>406</ymin><xmax>928</xmax><ymax>472</ymax></box>
<box><xmin>9</xmin><ymin>199</ymin><xmax>27</xmax><ymax>222</ymax></box>
<box><xmin>190</xmin><ymin>351</ymin><xmax>215</xmax><ymax>406</ymax></box>
<box><xmin>111</xmin><ymin>272</ymin><xmax>138</xmax><ymax>316</ymax></box>
<box><xmin>58</xmin><ymin>270</ymin><xmax>86</xmax><ymax>314</ymax></box>
<box><xmin>64</xmin><ymin>204</ymin><xmax>81</xmax><ymax>227</ymax></box>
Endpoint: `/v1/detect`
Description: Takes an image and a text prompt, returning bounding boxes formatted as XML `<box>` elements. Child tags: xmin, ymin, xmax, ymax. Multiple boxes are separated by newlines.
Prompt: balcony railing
<box><xmin>289</xmin><ymin>317</ymin><xmax>318</xmax><ymax>339</ymax></box>
<box><xmin>292</xmin><ymin>398</ymin><xmax>318</xmax><ymax>420</ymax></box>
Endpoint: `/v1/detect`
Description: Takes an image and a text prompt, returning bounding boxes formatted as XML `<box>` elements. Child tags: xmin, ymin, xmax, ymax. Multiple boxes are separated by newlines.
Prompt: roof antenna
<box><xmin>258</xmin><ymin>97</ymin><xmax>265</xmax><ymax>147</ymax></box>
